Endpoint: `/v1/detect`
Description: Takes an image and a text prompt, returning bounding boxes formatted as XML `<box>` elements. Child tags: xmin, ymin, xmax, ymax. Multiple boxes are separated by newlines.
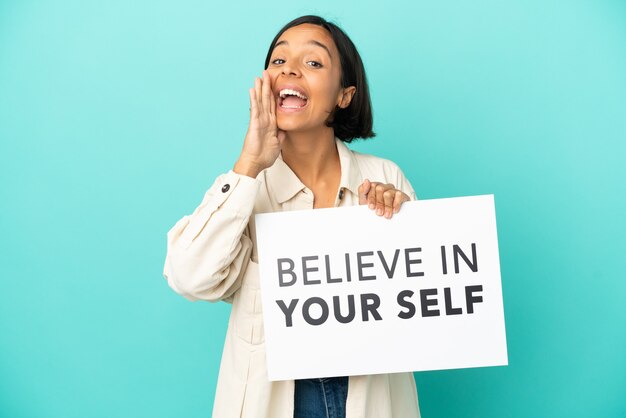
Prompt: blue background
<box><xmin>1</xmin><ymin>1</ymin><xmax>625</xmax><ymax>417</ymax></box>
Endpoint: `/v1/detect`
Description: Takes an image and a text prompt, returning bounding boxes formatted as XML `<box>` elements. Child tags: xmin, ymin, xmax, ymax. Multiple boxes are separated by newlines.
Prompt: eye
<box><xmin>307</xmin><ymin>61</ymin><xmax>323</xmax><ymax>68</ymax></box>
<box><xmin>271</xmin><ymin>58</ymin><xmax>285</xmax><ymax>65</ymax></box>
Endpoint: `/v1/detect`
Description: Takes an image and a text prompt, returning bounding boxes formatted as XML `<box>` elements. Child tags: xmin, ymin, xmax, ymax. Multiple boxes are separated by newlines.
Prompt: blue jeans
<box><xmin>294</xmin><ymin>376</ymin><xmax>349</xmax><ymax>418</ymax></box>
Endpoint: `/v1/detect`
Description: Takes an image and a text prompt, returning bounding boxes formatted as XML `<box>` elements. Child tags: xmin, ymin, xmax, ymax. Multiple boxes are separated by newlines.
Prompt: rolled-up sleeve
<box><xmin>395</xmin><ymin>166</ymin><xmax>417</xmax><ymax>201</ymax></box>
<box><xmin>162</xmin><ymin>170</ymin><xmax>261</xmax><ymax>302</ymax></box>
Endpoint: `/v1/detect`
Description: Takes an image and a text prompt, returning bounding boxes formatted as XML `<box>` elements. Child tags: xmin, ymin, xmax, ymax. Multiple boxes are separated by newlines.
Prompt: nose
<box><xmin>281</xmin><ymin>61</ymin><xmax>301</xmax><ymax>77</ymax></box>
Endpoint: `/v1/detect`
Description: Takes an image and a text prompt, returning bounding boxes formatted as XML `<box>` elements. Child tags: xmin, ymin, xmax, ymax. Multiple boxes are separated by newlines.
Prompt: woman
<box><xmin>163</xmin><ymin>15</ymin><xmax>421</xmax><ymax>418</ymax></box>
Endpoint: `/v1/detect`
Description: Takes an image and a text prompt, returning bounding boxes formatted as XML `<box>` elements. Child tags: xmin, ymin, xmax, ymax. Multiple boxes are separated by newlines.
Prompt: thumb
<box><xmin>277</xmin><ymin>129</ymin><xmax>286</xmax><ymax>145</ymax></box>
<box><xmin>358</xmin><ymin>178</ymin><xmax>371</xmax><ymax>205</ymax></box>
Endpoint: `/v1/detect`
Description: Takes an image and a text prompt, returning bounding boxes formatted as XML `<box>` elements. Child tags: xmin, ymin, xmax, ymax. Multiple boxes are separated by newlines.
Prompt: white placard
<box><xmin>255</xmin><ymin>194</ymin><xmax>507</xmax><ymax>381</ymax></box>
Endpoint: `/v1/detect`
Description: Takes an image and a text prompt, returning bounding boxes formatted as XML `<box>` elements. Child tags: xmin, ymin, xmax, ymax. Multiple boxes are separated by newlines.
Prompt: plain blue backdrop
<box><xmin>1</xmin><ymin>1</ymin><xmax>625</xmax><ymax>417</ymax></box>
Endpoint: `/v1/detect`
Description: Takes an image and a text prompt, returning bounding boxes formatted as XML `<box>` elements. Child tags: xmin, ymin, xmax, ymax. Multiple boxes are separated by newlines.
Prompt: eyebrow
<box><xmin>273</xmin><ymin>40</ymin><xmax>332</xmax><ymax>60</ymax></box>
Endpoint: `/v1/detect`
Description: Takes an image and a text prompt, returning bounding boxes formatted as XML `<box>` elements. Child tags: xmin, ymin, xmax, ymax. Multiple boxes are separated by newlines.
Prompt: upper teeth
<box><xmin>279</xmin><ymin>89</ymin><xmax>308</xmax><ymax>100</ymax></box>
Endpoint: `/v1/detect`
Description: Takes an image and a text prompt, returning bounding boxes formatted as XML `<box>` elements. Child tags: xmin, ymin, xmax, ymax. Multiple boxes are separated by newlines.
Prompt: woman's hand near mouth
<box><xmin>234</xmin><ymin>70</ymin><xmax>286</xmax><ymax>178</ymax></box>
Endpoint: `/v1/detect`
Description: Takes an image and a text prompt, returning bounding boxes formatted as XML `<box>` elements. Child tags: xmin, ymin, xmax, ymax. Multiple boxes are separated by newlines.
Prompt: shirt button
<box><xmin>221</xmin><ymin>184</ymin><xmax>230</xmax><ymax>193</ymax></box>
<box><xmin>338</xmin><ymin>189</ymin><xmax>344</xmax><ymax>200</ymax></box>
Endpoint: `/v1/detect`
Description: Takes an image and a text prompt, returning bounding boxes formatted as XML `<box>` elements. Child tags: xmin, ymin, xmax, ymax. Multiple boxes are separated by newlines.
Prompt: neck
<box><xmin>281</xmin><ymin>127</ymin><xmax>340</xmax><ymax>187</ymax></box>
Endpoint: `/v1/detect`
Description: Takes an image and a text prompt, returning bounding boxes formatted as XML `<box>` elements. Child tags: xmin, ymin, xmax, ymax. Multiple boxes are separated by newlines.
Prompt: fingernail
<box><xmin>369</xmin><ymin>203</ymin><xmax>375</xmax><ymax>209</ymax></box>
<box><xmin>376</xmin><ymin>208</ymin><xmax>383</xmax><ymax>216</ymax></box>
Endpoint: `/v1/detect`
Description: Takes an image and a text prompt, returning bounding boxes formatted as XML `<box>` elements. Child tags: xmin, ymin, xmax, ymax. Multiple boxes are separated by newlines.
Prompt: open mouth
<box><xmin>278</xmin><ymin>88</ymin><xmax>309</xmax><ymax>109</ymax></box>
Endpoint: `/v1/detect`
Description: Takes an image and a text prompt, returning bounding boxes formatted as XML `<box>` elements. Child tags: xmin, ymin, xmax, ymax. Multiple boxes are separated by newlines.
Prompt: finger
<box><xmin>249</xmin><ymin>87</ymin><xmax>257</xmax><ymax>118</ymax></box>
<box><xmin>383</xmin><ymin>188</ymin><xmax>395</xmax><ymax>219</ymax></box>
<box><xmin>254</xmin><ymin>76</ymin><xmax>262</xmax><ymax>116</ymax></box>
<box><xmin>358</xmin><ymin>179</ymin><xmax>371</xmax><ymax>205</ymax></box>
<box><xmin>367</xmin><ymin>182</ymin><xmax>379</xmax><ymax>209</ymax></box>
<box><xmin>374</xmin><ymin>183</ymin><xmax>391</xmax><ymax>216</ymax></box>
<box><xmin>262</xmin><ymin>70</ymin><xmax>271</xmax><ymax>115</ymax></box>
<box><xmin>393</xmin><ymin>191</ymin><xmax>410</xmax><ymax>214</ymax></box>
<box><xmin>269</xmin><ymin>83</ymin><xmax>276</xmax><ymax>118</ymax></box>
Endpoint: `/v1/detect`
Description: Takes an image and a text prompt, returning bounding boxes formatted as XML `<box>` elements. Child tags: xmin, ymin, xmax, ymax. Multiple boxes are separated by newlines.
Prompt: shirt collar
<box><xmin>266</xmin><ymin>136</ymin><xmax>363</xmax><ymax>204</ymax></box>
<box><xmin>336</xmin><ymin>137</ymin><xmax>364</xmax><ymax>196</ymax></box>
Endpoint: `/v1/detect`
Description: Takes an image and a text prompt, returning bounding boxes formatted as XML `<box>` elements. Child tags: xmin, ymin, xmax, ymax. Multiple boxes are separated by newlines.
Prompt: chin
<box><xmin>276</xmin><ymin>119</ymin><xmax>301</xmax><ymax>132</ymax></box>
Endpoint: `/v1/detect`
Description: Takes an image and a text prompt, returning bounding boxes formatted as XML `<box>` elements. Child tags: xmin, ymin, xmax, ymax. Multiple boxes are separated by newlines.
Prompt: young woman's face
<box><xmin>267</xmin><ymin>23</ymin><xmax>355</xmax><ymax>133</ymax></box>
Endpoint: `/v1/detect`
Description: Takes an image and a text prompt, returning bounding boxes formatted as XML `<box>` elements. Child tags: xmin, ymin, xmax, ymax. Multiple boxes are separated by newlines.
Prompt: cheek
<box><xmin>311</xmin><ymin>80</ymin><xmax>340</xmax><ymax>107</ymax></box>
<box><xmin>321</xmin><ymin>75</ymin><xmax>343</xmax><ymax>104</ymax></box>
<box><xmin>267</xmin><ymin>71</ymin><xmax>280</xmax><ymax>87</ymax></box>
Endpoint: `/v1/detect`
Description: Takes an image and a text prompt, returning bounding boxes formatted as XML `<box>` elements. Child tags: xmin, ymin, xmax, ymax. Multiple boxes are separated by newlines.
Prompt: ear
<box><xmin>337</xmin><ymin>86</ymin><xmax>357</xmax><ymax>109</ymax></box>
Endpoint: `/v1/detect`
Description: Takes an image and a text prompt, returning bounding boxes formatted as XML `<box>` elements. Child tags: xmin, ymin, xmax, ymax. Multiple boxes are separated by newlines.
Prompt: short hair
<box><xmin>264</xmin><ymin>15</ymin><xmax>376</xmax><ymax>143</ymax></box>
